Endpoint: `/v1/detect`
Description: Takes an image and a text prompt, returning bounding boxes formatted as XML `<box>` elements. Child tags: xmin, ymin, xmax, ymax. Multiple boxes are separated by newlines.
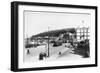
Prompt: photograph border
<box><xmin>11</xmin><ymin>1</ymin><xmax>98</xmax><ymax>72</ymax></box>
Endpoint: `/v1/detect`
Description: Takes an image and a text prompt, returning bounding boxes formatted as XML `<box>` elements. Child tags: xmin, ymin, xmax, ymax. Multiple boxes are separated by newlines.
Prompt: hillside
<box><xmin>31</xmin><ymin>28</ymin><xmax>76</xmax><ymax>40</ymax></box>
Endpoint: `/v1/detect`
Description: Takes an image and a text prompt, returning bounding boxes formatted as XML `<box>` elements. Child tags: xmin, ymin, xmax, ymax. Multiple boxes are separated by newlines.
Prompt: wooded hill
<box><xmin>30</xmin><ymin>28</ymin><xmax>76</xmax><ymax>40</ymax></box>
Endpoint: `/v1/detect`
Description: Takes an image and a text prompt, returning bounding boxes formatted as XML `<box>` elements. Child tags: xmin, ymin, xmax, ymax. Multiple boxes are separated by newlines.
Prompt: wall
<box><xmin>0</xmin><ymin>0</ymin><xmax>99</xmax><ymax>73</ymax></box>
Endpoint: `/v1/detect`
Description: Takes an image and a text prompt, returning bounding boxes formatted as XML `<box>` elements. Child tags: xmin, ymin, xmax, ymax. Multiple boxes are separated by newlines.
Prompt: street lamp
<box><xmin>47</xmin><ymin>26</ymin><xmax>50</xmax><ymax>57</ymax></box>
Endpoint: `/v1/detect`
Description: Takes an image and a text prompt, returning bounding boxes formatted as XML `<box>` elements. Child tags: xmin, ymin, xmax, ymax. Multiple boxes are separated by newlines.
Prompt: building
<box><xmin>76</xmin><ymin>27</ymin><xmax>89</xmax><ymax>42</ymax></box>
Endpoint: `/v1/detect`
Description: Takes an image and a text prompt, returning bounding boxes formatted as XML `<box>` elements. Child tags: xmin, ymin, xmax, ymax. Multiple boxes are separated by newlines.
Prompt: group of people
<box><xmin>39</xmin><ymin>52</ymin><xmax>47</xmax><ymax>60</ymax></box>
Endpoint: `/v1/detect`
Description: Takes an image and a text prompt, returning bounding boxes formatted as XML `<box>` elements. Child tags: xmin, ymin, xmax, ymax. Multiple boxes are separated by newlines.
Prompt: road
<box><xmin>24</xmin><ymin>43</ymin><xmax>83</xmax><ymax>62</ymax></box>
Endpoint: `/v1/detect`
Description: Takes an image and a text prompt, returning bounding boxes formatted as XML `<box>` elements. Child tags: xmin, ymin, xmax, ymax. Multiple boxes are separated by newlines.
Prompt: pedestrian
<box><xmin>39</xmin><ymin>52</ymin><xmax>44</xmax><ymax>60</ymax></box>
<box><xmin>27</xmin><ymin>49</ymin><xmax>30</xmax><ymax>54</ymax></box>
<box><xmin>43</xmin><ymin>53</ymin><xmax>47</xmax><ymax>58</ymax></box>
<box><xmin>58</xmin><ymin>52</ymin><xmax>61</xmax><ymax>55</ymax></box>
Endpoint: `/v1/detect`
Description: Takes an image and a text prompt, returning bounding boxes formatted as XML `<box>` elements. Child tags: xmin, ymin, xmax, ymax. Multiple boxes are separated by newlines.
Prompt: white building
<box><xmin>76</xmin><ymin>27</ymin><xmax>89</xmax><ymax>42</ymax></box>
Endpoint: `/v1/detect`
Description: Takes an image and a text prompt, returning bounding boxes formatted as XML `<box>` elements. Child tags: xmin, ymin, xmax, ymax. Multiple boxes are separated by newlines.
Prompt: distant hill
<box><xmin>31</xmin><ymin>28</ymin><xmax>76</xmax><ymax>40</ymax></box>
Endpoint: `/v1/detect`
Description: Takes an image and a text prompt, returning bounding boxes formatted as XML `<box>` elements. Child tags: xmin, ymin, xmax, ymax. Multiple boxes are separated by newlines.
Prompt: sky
<box><xmin>24</xmin><ymin>11</ymin><xmax>91</xmax><ymax>38</ymax></box>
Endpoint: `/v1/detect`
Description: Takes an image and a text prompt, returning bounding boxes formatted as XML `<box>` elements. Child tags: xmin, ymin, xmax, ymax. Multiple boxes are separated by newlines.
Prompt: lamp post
<box><xmin>47</xmin><ymin>26</ymin><xmax>50</xmax><ymax>57</ymax></box>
